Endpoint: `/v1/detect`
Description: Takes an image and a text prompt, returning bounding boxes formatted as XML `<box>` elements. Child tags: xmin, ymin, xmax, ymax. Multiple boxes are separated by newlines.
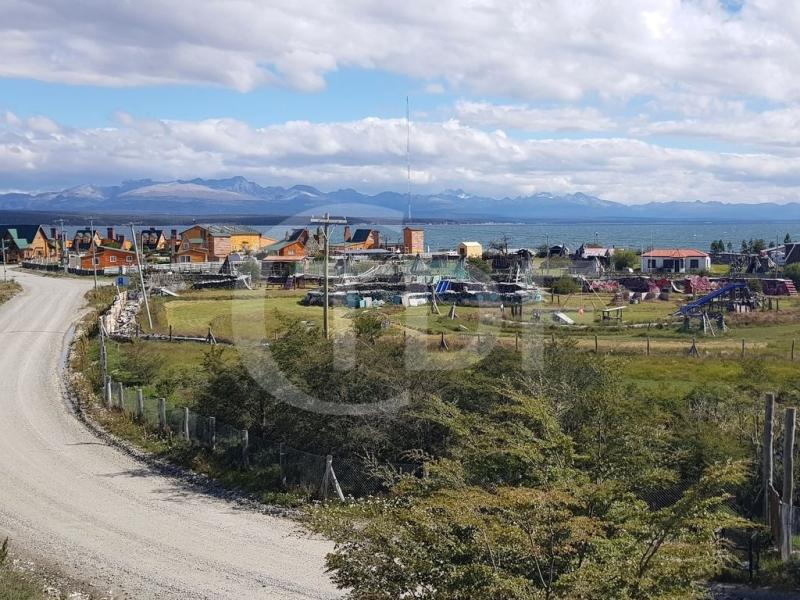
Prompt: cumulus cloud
<box><xmin>3</xmin><ymin>111</ymin><xmax>800</xmax><ymax>204</ymax></box>
<box><xmin>2</xmin><ymin>0</ymin><xmax>800</xmax><ymax>102</ymax></box>
<box><xmin>455</xmin><ymin>100</ymin><xmax>618</xmax><ymax>132</ymax></box>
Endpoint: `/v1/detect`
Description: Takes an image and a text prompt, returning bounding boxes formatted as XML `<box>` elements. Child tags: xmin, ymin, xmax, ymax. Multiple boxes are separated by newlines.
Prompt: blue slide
<box><xmin>676</xmin><ymin>282</ymin><xmax>748</xmax><ymax>316</ymax></box>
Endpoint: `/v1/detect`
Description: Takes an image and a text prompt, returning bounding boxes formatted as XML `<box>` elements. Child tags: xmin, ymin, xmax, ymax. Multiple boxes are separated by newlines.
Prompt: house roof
<box><xmin>459</xmin><ymin>241</ymin><xmax>482</xmax><ymax>248</ymax></box>
<box><xmin>349</xmin><ymin>228</ymin><xmax>375</xmax><ymax>243</ymax></box>
<box><xmin>641</xmin><ymin>248</ymin><xmax>709</xmax><ymax>258</ymax></box>
<box><xmin>1</xmin><ymin>225</ymin><xmax>46</xmax><ymax>249</ymax></box>
<box><xmin>204</xmin><ymin>224</ymin><xmax>260</xmax><ymax>237</ymax></box>
<box><xmin>262</xmin><ymin>255</ymin><xmax>307</xmax><ymax>262</ymax></box>
<box><xmin>579</xmin><ymin>246</ymin><xmax>615</xmax><ymax>258</ymax></box>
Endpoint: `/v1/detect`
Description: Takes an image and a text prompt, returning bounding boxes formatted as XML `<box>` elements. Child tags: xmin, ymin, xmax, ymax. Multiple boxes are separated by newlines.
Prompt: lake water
<box><xmin>61</xmin><ymin>221</ymin><xmax>800</xmax><ymax>253</ymax></box>
<box><xmin>260</xmin><ymin>221</ymin><xmax>800</xmax><ymax>252</ymax></box>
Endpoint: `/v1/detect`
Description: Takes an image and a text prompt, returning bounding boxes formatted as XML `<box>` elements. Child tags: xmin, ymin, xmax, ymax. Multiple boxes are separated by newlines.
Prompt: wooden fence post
<box><xmin>136</xmin><ymin>388</ymin><xmax>144</xmax><ymax>421</ymax></box>
<box><xmin>741</xmin><ymin>339</ymin><xmax>746</xmax><ymax>359</ymax></box>
<box><xmin>792</xmin><ymin>340</ymin><xmax>796</xmax><ymax>361</ymax></box>
<box><xmin>105</xmin><ymin>379</ymin><xmax>113</xmax><ymax>410</ymax></box>
<box><xmin>182</xmin><ymin>407</ymin><xmax>190</xmax><ymax>441</ymax></box>
<box><xmin>646</xmin><ymin>336</ymin><xmax>651</xmax><ymax>356</ymax></box>
<box><xmin>781</xmin><ymin>407</ymin><xmax>796</xmax><ymax>562</ymax></box>
<box><xmin>240</xmin><ymin>429</ymin><xmax>250</xmax><ymax>468</ymax></box>
<box><xmin>594</xmin><ymin>335</ymin><xmax>599</xmax><ymax>354</ymax></box>
<box><xmin>763</xmin><ymin>393</ymin><xmax>775</xmax><ymax>524</ymax></box>
<box><xmin>158</xmin><ymin>398</ymin><xmax>166</xmax><ymax>433</ymax></box>
<box><xmin>207</xmin><ymin>417</ymin><xmax>216</xmax><ymax>450</ymax></box>
<box><xmin>169</xmin><ymin>324</ymin><xmax>173</xmax><ymax>342</ymax></box>
<box><xmin>515</xmin><ymin>332</ymin><xmax>519</xmax><ymax>351</ymax></box>
<box><xmin>117</xmin><ymin>382</ymin><xmax>124</xmax><ymax>410</ymax></box>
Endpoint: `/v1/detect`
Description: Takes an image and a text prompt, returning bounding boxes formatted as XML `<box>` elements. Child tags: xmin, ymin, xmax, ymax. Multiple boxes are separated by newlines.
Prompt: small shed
<box><xmin>458</xmin><ymin>241</ymin><xmax>483</xmax><ymax>259</ymax></box>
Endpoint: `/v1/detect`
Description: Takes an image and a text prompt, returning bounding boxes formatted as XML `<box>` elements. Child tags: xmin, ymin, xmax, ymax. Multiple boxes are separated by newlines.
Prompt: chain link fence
<box><xmin>104</xmin><ymin>380</ymin><xmax>395</xmax><ymax>500</ymax></box>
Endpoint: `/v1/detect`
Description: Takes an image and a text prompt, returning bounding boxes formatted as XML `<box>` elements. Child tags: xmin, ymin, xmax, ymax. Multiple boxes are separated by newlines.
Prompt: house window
<box><xmin>109</xmin><ymin>256</ymin><xmax>117</xmax><ymax>263</ymax></box>
<box><xmin>689</xmin><ymin>259</ymin><xmax>699</xmax><ymax>269</ymax></box>
<box><xmin>180</xmin><ymin>255</ymin><xmax>191</xmax><ymax>263</ymax></box>
<box><xmin>93</xmin><ymin>258</ymin><xmax>100</xmax><ymax>266</ymax></box>
<box><xmin>648</xmin><ymin>259</ymin><xmax>657</xmax><ymax>269</ymax></box>
<box><xmin>126</xmin><ymin>256</ymin><xmax>133</xmax><ymax>262</ymax></box>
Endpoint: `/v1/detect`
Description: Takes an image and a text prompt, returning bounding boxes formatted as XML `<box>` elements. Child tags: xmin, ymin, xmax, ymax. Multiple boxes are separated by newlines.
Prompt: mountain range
<box><xmin>0</xmin><ymin>176</ymin><xmax>796</xmax><ymax>222</ymax></box>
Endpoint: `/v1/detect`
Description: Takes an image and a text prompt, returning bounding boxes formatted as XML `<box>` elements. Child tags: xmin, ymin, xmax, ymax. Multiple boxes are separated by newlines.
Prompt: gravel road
<box><xmin>0</xmin><ymin>269</ymin><xmax>342</xmax><ymax>599</ymax></box>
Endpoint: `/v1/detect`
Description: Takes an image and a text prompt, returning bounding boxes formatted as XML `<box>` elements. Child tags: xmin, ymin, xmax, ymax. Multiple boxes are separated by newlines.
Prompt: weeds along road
<box><xmin>0</xmin><ymin>269</ymin><xmax>341</xmax><ymax>599</ymax></box>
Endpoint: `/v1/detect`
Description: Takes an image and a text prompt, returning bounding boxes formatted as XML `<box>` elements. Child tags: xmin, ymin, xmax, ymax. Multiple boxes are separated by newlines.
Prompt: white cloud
<box><xmin>3</xmin><ymin>112</ymin><xmax>800</xmax><ymax>204</ymax></box>
<box><xmin>455</xmin><ymin>100</ymin><xmax>618</xmax><ymax>132</ymax></box>
<box><xmin>2</xmin><ymin>0</ymin><xmax>800</xmax><ymax>103</ymax></box>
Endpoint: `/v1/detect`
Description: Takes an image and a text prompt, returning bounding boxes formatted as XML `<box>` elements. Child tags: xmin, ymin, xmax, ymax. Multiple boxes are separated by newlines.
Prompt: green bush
<box><xmin>613</xmin><ymin>248</ymin><xmax>639</xmax><ymax>271</ymax></box>
<box><xmin>784</xmin><ymin>263</ymin><xmax>800</xmax><ymax>288</ymax></box>
<box><xmin>551</xmin><ymin>276</ymin><xmax>580</xmax><ymax>295</ymax></box>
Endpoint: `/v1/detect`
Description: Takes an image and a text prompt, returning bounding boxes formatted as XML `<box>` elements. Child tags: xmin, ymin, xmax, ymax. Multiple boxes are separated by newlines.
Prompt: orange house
<box><xmin>78</xmin><ymin>246</ymin><xmax>137</xmax><ymax>269</ymax></box>
<box><xmin>264</xmin><ymin>229</ymin><xmax>310</xmax><ymax>257</ymax></box>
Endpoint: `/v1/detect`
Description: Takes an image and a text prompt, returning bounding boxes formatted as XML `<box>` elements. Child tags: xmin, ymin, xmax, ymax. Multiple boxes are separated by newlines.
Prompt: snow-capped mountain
<box><xmin>1</xmin><ymin>176</ymin><xmax>799</xmax><ymax>221</ymax></box>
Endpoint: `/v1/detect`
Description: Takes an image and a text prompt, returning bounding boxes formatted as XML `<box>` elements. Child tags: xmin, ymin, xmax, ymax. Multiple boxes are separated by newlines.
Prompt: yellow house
<box><xmin>458</xmin><ymin>241</ymin><xmax>483</xmax><ymax>259</ymax></box>
<box><xmin>230</xmin><ymin>231</ymin><xmax>275</xmax><ymax>253</ymax></box>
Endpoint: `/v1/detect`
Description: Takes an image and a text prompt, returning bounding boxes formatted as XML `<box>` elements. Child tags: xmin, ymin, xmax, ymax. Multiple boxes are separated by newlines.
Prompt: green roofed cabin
<box><xmin>0</xmin><ymin>225</ymin><xmax>53</xmax><ymax>263</ymax></box>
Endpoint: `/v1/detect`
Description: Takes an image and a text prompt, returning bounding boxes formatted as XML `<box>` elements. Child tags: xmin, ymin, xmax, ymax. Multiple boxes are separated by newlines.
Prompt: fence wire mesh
<box><xmin>105</xmin><ymin>380</ymin><xmax>401</xmax><ymax>500</ymax></box>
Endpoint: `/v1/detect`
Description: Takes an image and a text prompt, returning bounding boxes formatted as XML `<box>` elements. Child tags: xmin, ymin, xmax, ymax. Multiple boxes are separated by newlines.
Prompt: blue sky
<box><xmin>2</xmin><ymin>0</ymin><xmax>800</xmax><ymax>204</ymax></box>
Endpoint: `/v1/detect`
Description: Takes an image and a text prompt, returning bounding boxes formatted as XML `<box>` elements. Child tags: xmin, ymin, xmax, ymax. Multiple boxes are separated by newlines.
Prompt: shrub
<box><xmin>551</xmin><ymin>276</ymin><xmax>580</xmax><ymax>295</ymax></box>
<box><xmin>613</xmin><ymin>248</ymin><xmax>639</xmax><ymax>271</ymax></box>
<box><xmin>784</xmin><ymin>263</ymin><xmax>800</xmax><ymax>288</ymax></box>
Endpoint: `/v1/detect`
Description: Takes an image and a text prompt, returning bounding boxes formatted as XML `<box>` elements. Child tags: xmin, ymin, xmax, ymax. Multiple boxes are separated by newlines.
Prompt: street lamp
<box><xmin>309</xmin><ymin>213</ymin><xmax>347</xmax><ymax>339</ymax></box>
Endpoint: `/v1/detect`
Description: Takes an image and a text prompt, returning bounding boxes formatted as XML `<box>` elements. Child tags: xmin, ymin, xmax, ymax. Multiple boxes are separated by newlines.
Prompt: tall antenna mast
<box><xmin>406</xmin><ymin>96</ymin><xmax>412</xmax><ymax>223</ymax></box>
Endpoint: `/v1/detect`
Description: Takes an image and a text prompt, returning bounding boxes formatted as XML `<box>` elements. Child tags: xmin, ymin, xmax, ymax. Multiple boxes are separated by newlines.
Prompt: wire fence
<box><xmin>102</xmin><ymin>379</ymin><xmax>401</xmax><ymax>500</ymax></box>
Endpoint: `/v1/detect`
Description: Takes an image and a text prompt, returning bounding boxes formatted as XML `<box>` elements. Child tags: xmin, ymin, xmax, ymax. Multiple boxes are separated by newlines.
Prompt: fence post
<box><xmin>279</xmin><ymin>442</ymin><xmax>286</xmax><ymax>487</ymax></box>
<box><xmin>792</xmin><ymin>340</ymin><xmax>796</xmax><ymax>361</ymax></box>
<box><xmin>646</xmin><ymin>336</ymin><xmax>651</xmax><ymax>356</ymax></box>
<box><xmin>763</xmin><ymin>393</ymin><xmax>775</xmax><ymax>525</ymax></box>
<box><xmin>136</xmin><ymin>388</ymin><xmax>144</xmax><ymax>421</ymax></box>
<box><xmin>515</xmin><ymin>332</ymin><xmax>519</xmax><ymax>351</ymax></box>
<box><xmin>741</xmin><ymin>339</ymin><xmax>746</xmax><ymax>359</ymax></box>
<box><xmin>594</xmin><ymin>334</ymin><xmax>598</xmax><ymax>354</ymax></box>
<box><xmin>324</xmin><ymin>455</ymin><xmax>345</xmax><ymax>502</ymax></box>
<box><xmin>105</xmin><ymin>379</ymin><xmax>113</xmax><ymax>410</ymax></box>
<box><xmin>781</xmin><ymin>407</ymin><xmax>796</xmax><ymax>562</ymax></box>
<box><xmin>182</xmin><ymin>407</ymin><xmax>190</xmax><ymax>442</ymax></box>
<box><xmin>169</xmin><ymin>324</ymin><xmax>173</xmax><ymax>342</ymax></box>
<box><xmin>117</xmin><ymin>382</ymin><xmax>124</xmax><ymax>410</ymax></box>
<box><xmin>207</xmin><ymin>417</ymin><xmax>216</xmax><ymax>450</ymax></box>
<box><xmin>158</xmin><ymin>398</ymin><xmax>166</xmax><ymax>433</ymax></box>
<box><xmin>240</xmin><ymin>429</ymin><xmax>249</xmax><ymax>468</ymax></box>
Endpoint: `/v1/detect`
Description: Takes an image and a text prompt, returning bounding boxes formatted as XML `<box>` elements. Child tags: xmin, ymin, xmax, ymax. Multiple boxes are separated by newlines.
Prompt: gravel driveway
<box><xmin>0</xmin><ymin>269</ymin><xmax>341</xmax><ymax>599</ymax></box>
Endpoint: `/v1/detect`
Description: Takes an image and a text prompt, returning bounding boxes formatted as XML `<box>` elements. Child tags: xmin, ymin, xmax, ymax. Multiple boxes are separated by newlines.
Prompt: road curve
<box><xmin>0</xmin><ymin>269</ymin><xmax>341</xmax><ymax>599</ymax></box>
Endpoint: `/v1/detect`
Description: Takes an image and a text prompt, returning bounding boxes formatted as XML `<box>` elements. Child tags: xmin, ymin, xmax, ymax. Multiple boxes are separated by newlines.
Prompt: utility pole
<box><xmin>57</xmin><ymin>218</ymin><xmax>68</xmax><ymax>273</ymax></box>
<box><xmin>1</xmin><ymin>237</ymin><xmax>7</xmax><ymax>281</ymax></box>
<box><xmin>310</xmin><ymin>213</ymin><xmax>347</xmax><ymax>339</ymax></box>
<box><xmin>89</xmin><ymin>217</ymin><xmax>98</xmax><ymax>289</ymax></box>
<box><xmin>130</xmin><ymin>224</ymin><xmax>153</xmax><ymax>330</ymax></box>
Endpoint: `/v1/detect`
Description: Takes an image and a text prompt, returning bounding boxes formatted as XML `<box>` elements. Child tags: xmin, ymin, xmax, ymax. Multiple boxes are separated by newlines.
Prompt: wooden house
<box><xmin>175</xmin><ymin>224</ymin><xmax>266</xmax><ymax>262</ymax></box>
<box><xmin>264</xmin><ymin>229</ymin><xmax>311</xmax><ymax>257</ymax></box>
<box><xmin>0</xmin><ymin>225</ymin><xmax>52</xmax><ymax>263</ymax></box>
<box><xmin>77</xmin><ymin>245</ymin><xmax>137</xmax><ymax>270</ymax></box>
<box><xmin>72</xmin><ymin>229</ymin><xmax>103</xmax><ymax>253</ymax></box>
<box><xmin>403</xmin><ymin>227</ymin><xmax>424</xmax><ymax>254</ymax></box>
<box><xmin>343</xmin><ymin>227</ymin><xmax>380</xmax><ymax>250</ymax></box>
<box><xmin>139</xmin><ymin>228</ymin><xmax>167</xmax><ymax>252</ymax></box>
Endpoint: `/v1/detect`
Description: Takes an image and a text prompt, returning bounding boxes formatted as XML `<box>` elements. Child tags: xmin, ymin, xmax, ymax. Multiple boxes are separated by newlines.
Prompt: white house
<box><xmin>640</xmin><ymin>249</ymin><xmax>711</xmax><ymax>273</ymax></box>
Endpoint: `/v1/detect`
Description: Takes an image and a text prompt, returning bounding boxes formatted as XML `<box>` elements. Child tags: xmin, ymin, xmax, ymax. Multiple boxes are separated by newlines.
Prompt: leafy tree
<box><xmin>613</xmin><ymin>248</ymin><xmax>639</xmax><ymax>271</ymax></box>
<box><xmin>785</xmin><ymin>233</ymin><xmax>792</xmax><ymax>245</ymax></box>
<box><xmin>784</xmin><ymin>263</ymin><xmax>800</xmax><ymax>288</ymax></box>
<box><xmin>237</xmin><ymin>258</ymin><xmax>262</xmax><ymax>283</ymax></box>
<box><xmin>709</xmin><ymin>240</ymin><xmax>726</xmax><ymax>254</ymax></box>
<box><xmin>551</xmin><ymin>276</ymin><xmax>580</xmax><ymax>295</ymax></box>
